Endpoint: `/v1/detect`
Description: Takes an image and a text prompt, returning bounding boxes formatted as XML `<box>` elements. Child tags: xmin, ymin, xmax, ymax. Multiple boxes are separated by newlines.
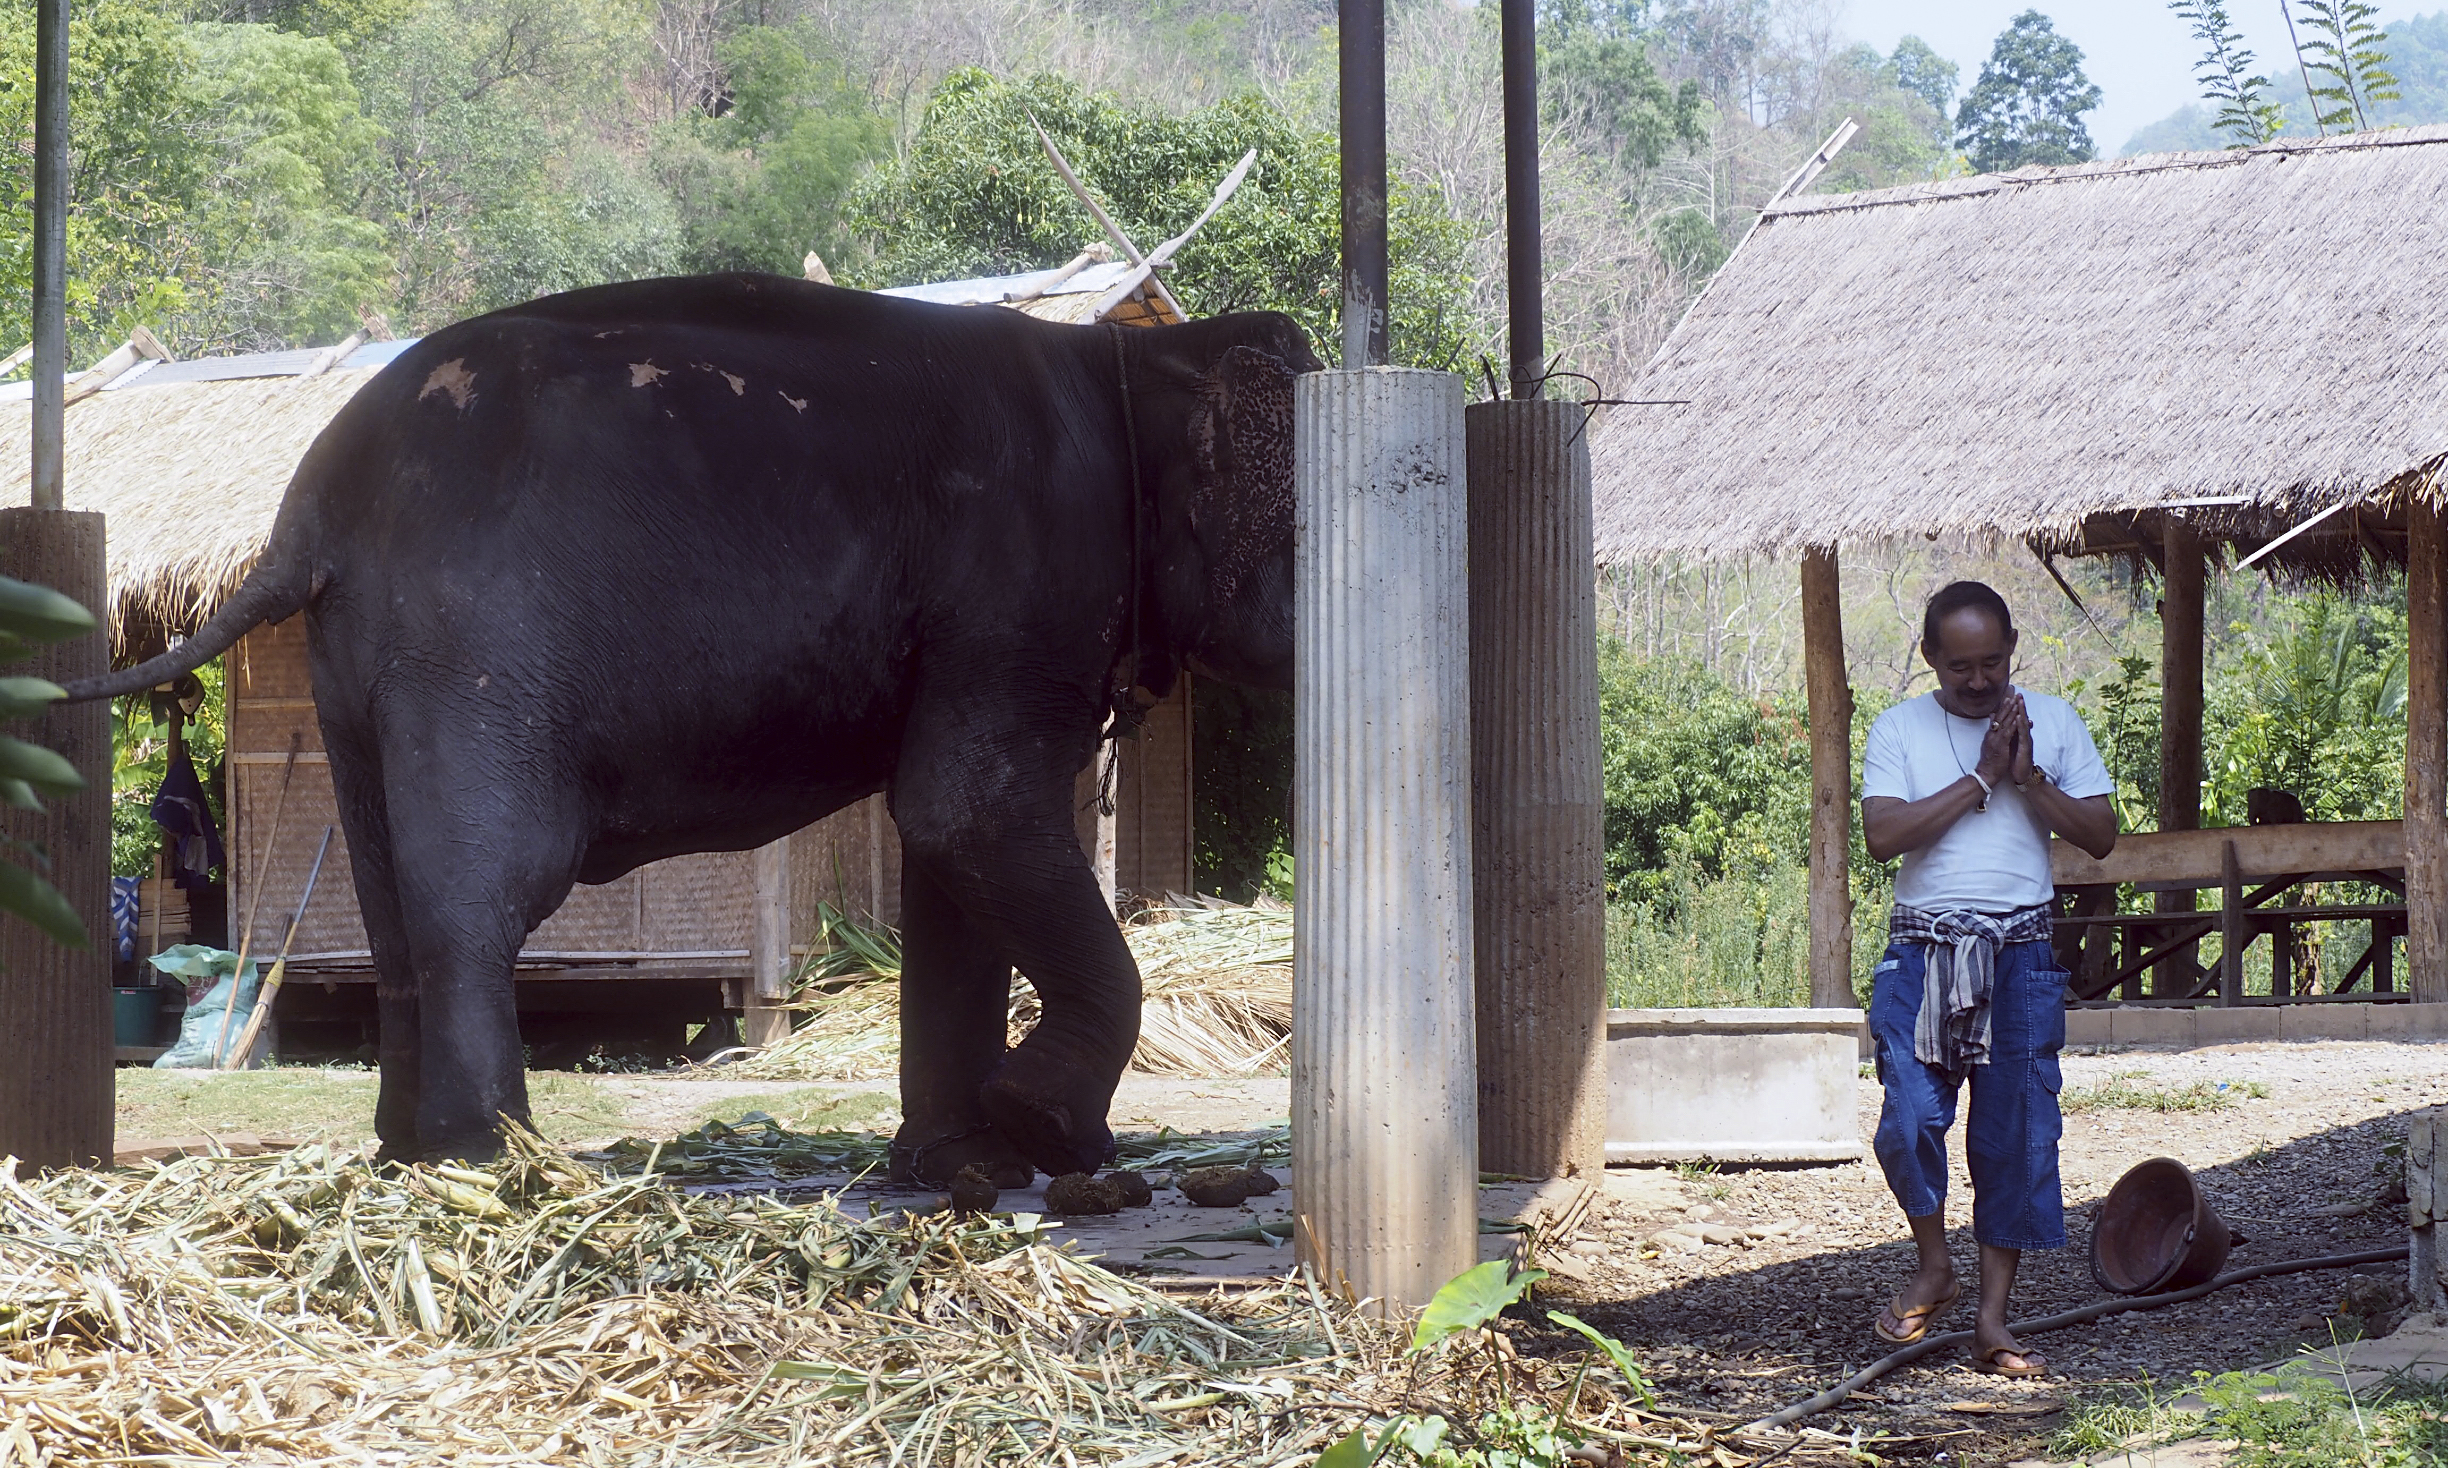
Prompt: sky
<box><xmin>1839</xmin><ymin>0</ymin><xmax>2434</xmax><ymax>155</ymax></box>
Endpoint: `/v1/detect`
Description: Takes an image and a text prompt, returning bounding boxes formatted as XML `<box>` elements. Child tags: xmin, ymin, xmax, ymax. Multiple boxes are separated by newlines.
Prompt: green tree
<box><xmin>353</xmin><ymin>0</ymin><xmax>681</xmax><ymax>329</ymax></box>
<box><xmin>1541</xmin><ymin>1</ymin><xmax>1704</xmax><ymax>174</ymax></box>
<box><xmin>846</xmin><ymin>71</ymin><xmax>1470</xmax><ymax>369</ymax></box>
<box><xmin>2291</xmin><ymin>0</ymin><xmax>2398</xmax><ymax>134</ymax></box>
<box><xmin>0</xmin><ymin>0</ymin><xmax>208</xmax><ymax>363</ymax></box>
<box><xmin>1954</xmin><ymin>9</ymin><xmax>2102</xmax><ymax>173</ymax></box>
<box><xmin>2172</xmin><ymin>0</ymin><xmax>2283</xmax><ymax>146</ymax></box>
<box><xmin>178</xmin><ymin>23</ymin><xmax>390</xmax><ymax>350</ymax></box>
<box><xmin>1890</xmin><ymin>34</ymin><xmax>1959</xmax><ymax>127</ymax></box>
<box><xmin>655</xmin><ymin>26</ymin><xmax>889</xmax><ymax>275</ymax></box>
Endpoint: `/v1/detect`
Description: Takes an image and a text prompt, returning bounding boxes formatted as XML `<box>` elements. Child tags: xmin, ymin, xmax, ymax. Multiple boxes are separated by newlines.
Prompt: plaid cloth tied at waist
<box><xmin>1889</xmin><ymin>902</ymin><xmax>2054</xmax><ymax>1075</ymax></box>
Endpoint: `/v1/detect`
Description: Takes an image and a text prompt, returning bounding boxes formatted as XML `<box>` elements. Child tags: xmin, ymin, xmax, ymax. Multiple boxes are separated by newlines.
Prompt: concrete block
<box><xmin>2369</xmin><ymin>1003</ymin><xmax>2448</xmax><ymax>1040</ymax></box>
<box><xmin>1604</xmin><ymin>1008</ymin><xmax>1865</xmax><ymax>1163</ymax></box>
<box><xmin>2281</xmin><ymin>1004</ymin><xmax>2368</xmax><ymax>1043</ymax></box>
<box><xmin>2192</xmin><ymin>1006</ymin><xmax>2283</xmax><ymax>1045</ymax></box>
<box><xmin>2062</xmin><ymin>1009</ymin><xmax>2113</xmax><ymax>1047</ymax></box>
<box><xmin>2109</xmin><ymin>1006</ymin><xmax>2197</xmax><ymax>1048</ymax></box>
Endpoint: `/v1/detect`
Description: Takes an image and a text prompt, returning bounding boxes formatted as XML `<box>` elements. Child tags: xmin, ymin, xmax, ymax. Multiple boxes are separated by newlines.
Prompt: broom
<box><xmin>222</xmin><ymin>824</ymin><xmax>333</xmax><ymax>1069</ymax></box>
<box><xmin>212</xmin><ymin>733</ymin><xmax>301</xmax><ymax>1068</ymax></box>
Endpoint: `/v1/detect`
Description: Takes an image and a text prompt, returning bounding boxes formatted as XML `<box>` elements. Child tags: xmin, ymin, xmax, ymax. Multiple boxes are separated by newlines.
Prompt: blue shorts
<box><xmin>1868</xmin><ymin>939</ymin><xmax>2068</xmax><ymax>1250</ymax></box>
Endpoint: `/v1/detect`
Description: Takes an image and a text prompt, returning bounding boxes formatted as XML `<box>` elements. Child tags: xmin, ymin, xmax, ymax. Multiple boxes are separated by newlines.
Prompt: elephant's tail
<box><xmin>59</xmin><ymin>560</ymin><xmax>312</xmax><ymax>702</ymax></box>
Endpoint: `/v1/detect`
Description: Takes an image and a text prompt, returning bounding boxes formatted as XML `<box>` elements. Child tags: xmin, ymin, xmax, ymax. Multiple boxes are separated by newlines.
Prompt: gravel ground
<box><xmin>1532</xmin><ymin>1039</ymin><xmax>2448</xmax><ymax>1464</ymax></box>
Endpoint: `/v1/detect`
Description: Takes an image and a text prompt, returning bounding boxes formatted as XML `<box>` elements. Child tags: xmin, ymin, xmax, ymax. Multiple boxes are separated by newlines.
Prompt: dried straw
<box><xmin>740</xmin><ymin>903</ymin><xmax>1293</xmax><ymax>1082</ymax></box>
<box><xmin>0</xmin><ymin>1127</ymin><xmax>1778</xmax><ymax>1466</ymax></box>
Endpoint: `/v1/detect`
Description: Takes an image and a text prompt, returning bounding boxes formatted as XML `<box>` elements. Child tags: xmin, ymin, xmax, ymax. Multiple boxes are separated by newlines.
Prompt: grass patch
<box><xmin>120</xmin><ymin>1067</ymin><xmax>640</xmax><ymax>1147</ymax></box>
<box><xmin>2056</xmin><ymin>1363</ymin><xmax>2448</xmax><ymax>1467</ymax></box>
<box><xmin>2062</xmin><ymin>1071</ymin><xmax>2270</xmax><ymax>1114</ymax></box>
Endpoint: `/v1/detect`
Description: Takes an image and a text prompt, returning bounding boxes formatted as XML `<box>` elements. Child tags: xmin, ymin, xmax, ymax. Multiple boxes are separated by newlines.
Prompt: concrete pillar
<box><xmin>2408</xmin><ymin>499</ymin><xmax>2446</xmax><ymax>1003</ymax></box>
<box><xmin>1465</xmin><ymin>399</ymin><xmax>1604</xmax><ymax>1181</ymax></box>
<box><xmin>1293</xmin><ymin>367</ymin><xmax>1477</xmax><ymax>1310</ymax></box>
<box><xmin>1801</xmin><ymin>548</ymin><xmax>1856</xmax><ymax>1009</ymax></box>
<box><xmin>0</xmin><ymin>509</ymin><xmax>111</xmax><ymax>1169</ymax></box>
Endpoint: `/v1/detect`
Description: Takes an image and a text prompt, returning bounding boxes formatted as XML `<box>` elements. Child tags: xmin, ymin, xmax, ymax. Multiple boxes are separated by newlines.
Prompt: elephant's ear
<box><xmin>1188</xmin><ymin>343</ymin><xmax>1299</xmax><ymax>604</ymax></box>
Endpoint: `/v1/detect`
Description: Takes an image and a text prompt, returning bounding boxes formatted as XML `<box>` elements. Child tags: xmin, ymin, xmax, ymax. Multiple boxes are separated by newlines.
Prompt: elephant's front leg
<box><xmin>892</xmin><ymin>725</ymin><xmax>1141</xmax><ymax>1179</ymax></box>
<box><xmin>890</xmin><ymin>857</ymin><xmax>1037</xmax><ymax>1187</ymax></box>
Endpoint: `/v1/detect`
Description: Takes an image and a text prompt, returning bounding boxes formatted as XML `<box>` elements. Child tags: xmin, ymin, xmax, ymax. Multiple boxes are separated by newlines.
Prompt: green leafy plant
<box><xmin>2172</xmin><ymin>0</ymin><xmax>2286</xmax><ymax>144</ymax></box>
<box><xmin>1410</xmin><ymin>1259</ymin><xmax>1547</xmax><ymax>1354</ymax></box>
<box><xmin>2292</xmin><ymin>0</ymin><xmax>2401</xmax><ymax>134</ymax></box>
<box><xmin>1953</xmin><ymin>10</ymin><xmax>2104</xmax><ymax>172</ymax></box>
<box><xmin>0</xmin><ymin>576</ymin><xmax>98</xmax><ymax>946</ymax></box>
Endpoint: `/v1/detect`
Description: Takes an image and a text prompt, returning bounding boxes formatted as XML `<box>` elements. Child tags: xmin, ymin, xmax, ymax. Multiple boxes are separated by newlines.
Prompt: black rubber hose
<box><xmin>1743</xmin><ymin>1245</ymin><xmax>2411</xmax><ymax>1432</ymax></box>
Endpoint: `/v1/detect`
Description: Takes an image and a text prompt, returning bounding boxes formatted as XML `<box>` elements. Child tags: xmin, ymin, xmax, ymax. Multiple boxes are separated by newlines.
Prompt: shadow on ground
<box><xmin>1516</xmin><ymin>1109</ymin><xmax>2419</xmax><ymax>1463</ymax></box>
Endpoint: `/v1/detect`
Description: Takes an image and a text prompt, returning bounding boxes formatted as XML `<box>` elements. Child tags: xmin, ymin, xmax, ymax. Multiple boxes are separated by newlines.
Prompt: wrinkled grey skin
<box><xmin>71</xmin><ymin>274</ymin><xmax>1319</xmax><ymax>1181</ymax></box>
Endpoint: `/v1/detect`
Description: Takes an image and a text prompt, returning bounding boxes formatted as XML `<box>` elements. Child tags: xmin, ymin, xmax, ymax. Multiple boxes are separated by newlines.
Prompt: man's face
<box><xmin>1924</xmin><ymin>607</ymin><xmax>2016</xmax><ymax>718</ymax></box>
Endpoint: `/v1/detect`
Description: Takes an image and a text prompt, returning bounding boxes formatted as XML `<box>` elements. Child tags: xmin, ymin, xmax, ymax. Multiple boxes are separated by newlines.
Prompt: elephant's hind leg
<box><xmin>323</xmin><ymin>717</ymin><xmax>421</xmax><ymax>1163</ymax></box>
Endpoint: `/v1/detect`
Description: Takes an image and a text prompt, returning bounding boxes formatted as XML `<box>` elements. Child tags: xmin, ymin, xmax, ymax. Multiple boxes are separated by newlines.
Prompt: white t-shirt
<box><xmin>1861</xmin><ymin>690</ymin><xmax>2114</xmax><ymax>913</ymax></box>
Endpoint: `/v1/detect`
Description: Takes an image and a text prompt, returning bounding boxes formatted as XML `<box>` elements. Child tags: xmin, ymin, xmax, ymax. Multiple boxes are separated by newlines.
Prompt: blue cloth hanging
<box><xmin>110</xmin><ymin>875</ymin><xmax>140</xmax><ymax>962</ymax></box>
<box><xmin>150</xmin><ymin>743</ymin><xmax>224</xmax><ymax>891</ymax></box>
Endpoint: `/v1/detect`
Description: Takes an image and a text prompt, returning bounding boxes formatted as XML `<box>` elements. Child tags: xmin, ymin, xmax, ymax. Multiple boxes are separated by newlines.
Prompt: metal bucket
<box><xmin>2090</xmin><ymin>1156</ymin><xmax>2234</xmax><ymax>1295</ymax></box>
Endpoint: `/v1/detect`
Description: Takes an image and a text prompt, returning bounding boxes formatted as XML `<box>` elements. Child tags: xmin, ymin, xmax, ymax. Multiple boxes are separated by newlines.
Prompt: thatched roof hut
<box><xmin>1590</xmin><ymin>126</ymin><xmax>2448</xmax><ymax>574</ymax></box>
<box><xmin>1583</xmin><ymin>126</ymin><xmax>2448</xmax><ymax>1016</ymax></box>
<box><xmin>0</xmin><ymin>348</ymin><xmax>406</xmax><ymax>657</ymax></box>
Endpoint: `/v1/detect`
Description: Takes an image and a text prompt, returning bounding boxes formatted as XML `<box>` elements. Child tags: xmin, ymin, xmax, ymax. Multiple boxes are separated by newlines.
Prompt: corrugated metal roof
<box><xmin>0</xmin><ymin>337</ymin><xmax>418</xmax><ymax>404</ymax></box>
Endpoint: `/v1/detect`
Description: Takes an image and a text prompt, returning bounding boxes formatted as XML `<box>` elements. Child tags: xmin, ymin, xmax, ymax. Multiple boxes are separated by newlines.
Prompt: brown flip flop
<box><xmin>1971</xmin><ymin>1344</ymin><xmax>2047</xmax><ymax>1378</ymax></box>
<box><xmin>1872</xmin><ymin>1283</ymin><xmax>1960</xmax><ymax>1344</ymax></box>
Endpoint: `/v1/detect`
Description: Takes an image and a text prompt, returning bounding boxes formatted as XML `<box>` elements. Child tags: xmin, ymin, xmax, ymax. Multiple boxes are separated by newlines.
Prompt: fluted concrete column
<box><xmin>1293</xmin><ymin>367</ymin><xmax>1477</xmax><ymax>1311</ymax></box>
<box><xmin>1466</xmin><ymin>399</ymin><xmax>1604</xmax><ymax>1181</ymax></box>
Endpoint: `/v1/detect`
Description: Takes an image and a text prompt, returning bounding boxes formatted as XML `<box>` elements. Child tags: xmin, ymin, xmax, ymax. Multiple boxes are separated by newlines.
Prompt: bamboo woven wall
<box><xmin>1116</xmin><ymin>683</ymin><xmax>1193</xmax><ymax>897</ymax></box>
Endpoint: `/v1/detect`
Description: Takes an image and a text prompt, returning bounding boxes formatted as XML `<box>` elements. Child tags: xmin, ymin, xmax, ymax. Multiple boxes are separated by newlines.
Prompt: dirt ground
<box><xmin>1546</xmin><ymin>1040</ymin><xmax>2443</xmax><ymax>1464</ymax></box>
<box><xmin>115</xmin><ymin>1040</ymin><xmax>2442</xmax><ymax>1464</ymax></box>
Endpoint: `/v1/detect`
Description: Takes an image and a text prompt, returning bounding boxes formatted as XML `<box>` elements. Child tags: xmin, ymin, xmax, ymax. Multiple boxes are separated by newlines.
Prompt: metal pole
<box><xmin>31</xmin><ymin>0</ymin><xmax>67</xmax><ymax>509</ymax></box>
<box><xmin>1339</xmin><ymin>0</ymin><xmax>1389</xmax><ymax>368</ymax></box>
<box><xmin>1500</xmin><ymin>0</ymin><xmax>1542</xmax><ymax>398</ymax></box>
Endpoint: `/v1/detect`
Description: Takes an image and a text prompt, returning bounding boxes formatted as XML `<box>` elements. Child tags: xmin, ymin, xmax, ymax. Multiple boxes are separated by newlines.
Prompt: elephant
<box><xmin>74</xmin><ymin>273</ymin><xmax>1319</xmax><ymax>1181</ymax></box>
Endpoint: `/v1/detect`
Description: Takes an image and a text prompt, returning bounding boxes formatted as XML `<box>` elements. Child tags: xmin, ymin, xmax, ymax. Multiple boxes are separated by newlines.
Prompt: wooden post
<box><xmin>744</xmin><ymin>836</ymin><xmax>791</xmax><ymax>1047</ymax></box>
<box><xmin>2220</xmin><ymin>837</ymin><xmax>2244</xmax><ymax>1006</ymax></box>
<box><xmin>2156</xmin><ymin>520</ymin><xmax>2206</xmax><ymax>997</ymax></box>
<box><xmin>2409</xmin><ymin>498</ymin><xmax>2448</xmax><ymax>1004</ymax></box>
<box><xmin>1801</xmin><ymin>548</ymin><xmax>1855</xmax><ymax>1009</ymax></box>
<box><xmin>0</xmin><ymin>509</ymin><xmax>111</xmax><ymax>1169</ymax></box>
<box><xmin>2413</xmin><ymin>1108</ymin><xmax>2443</xmax><ymax>1311</ymax></box>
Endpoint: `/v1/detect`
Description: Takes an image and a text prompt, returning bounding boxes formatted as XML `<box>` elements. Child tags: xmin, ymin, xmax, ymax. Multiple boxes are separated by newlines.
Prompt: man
<box><xmin>1860</xmin><ymin>581</ymin><xmax>2116</xmax><ymax>1378</ymax></box>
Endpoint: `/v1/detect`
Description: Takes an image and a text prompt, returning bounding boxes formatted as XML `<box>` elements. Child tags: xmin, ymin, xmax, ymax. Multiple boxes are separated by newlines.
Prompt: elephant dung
<box><xmin>948</xmin><ymin>1165</ymin><xmax>1000</xmax><ymax>1217</ymax></box>
<box><xmin>1107</xmin><ymin>1170</ymin><xmax>1154</xmax><ymax>1209</ymax></box>
<box><xmin>1044</xmin><ymin>1172</ymin><xmax>1125</xmax><ymax>1215</ymax></box>
<box><xmin>1177</xmin><ymin>1166</ymin><xmax>1256</xmax><ymax>1208</ymax></box>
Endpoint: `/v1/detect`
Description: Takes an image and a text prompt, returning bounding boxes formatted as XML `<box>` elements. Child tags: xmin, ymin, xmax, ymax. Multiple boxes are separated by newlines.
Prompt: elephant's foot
<box><xmin>979</xmin><ymin>1047</ymin><xmax>1118</xmax><ymax>1179</ymax></box>
<box><xmin>889</xmin><ymin>1123</ymin><xmax>1034</xmax><ymax>1189</ymax></box>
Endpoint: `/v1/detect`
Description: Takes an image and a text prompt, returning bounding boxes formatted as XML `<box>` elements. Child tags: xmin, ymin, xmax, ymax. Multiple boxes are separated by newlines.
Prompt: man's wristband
<box><xmin>1969</xmin><ymin>771</ymin><xmax>1992</xmax><ymax>811</ymax></box>
<box><xmin>2016</xmin><ymin>764</ymin><xmax>2052</xmax><ymax>791</ymax></box>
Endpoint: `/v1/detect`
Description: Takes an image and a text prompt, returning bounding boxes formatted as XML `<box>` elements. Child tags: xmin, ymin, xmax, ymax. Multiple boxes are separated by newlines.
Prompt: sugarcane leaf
<box><xmin>0</xmin><ymin>577</ymin><xmax>95</xmax><ymax>643</ymax></box>
<box><xmin>0</xmin><ymin>735</ymin><xmax>82</xmax><ymax>792</ymax></box>
<box><xmin>0</xmin><ymin>677</ymin><xmax>64</xmax><ymax>720</ymax></box>
<box><xmin>0</xmin><ymin>856</ymin><xmax>87</xmax><ymax>947</ymax></box>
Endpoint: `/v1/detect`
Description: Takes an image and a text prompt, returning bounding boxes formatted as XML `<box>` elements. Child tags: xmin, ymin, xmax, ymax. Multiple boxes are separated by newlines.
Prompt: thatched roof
<box><xmin>879</xmin><ymin>254</ymin><xmax>1180</xmax><ymax>327</ymax></box>
<box><xmin>1590</xmin><ymin>127</ymin><xmax>2448</xmax><ymax>570</ymax></box>
<box><xmin>0</xmin><ymin>352</ymin><xmax>399</xmax><ymax>656</ymax></box>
